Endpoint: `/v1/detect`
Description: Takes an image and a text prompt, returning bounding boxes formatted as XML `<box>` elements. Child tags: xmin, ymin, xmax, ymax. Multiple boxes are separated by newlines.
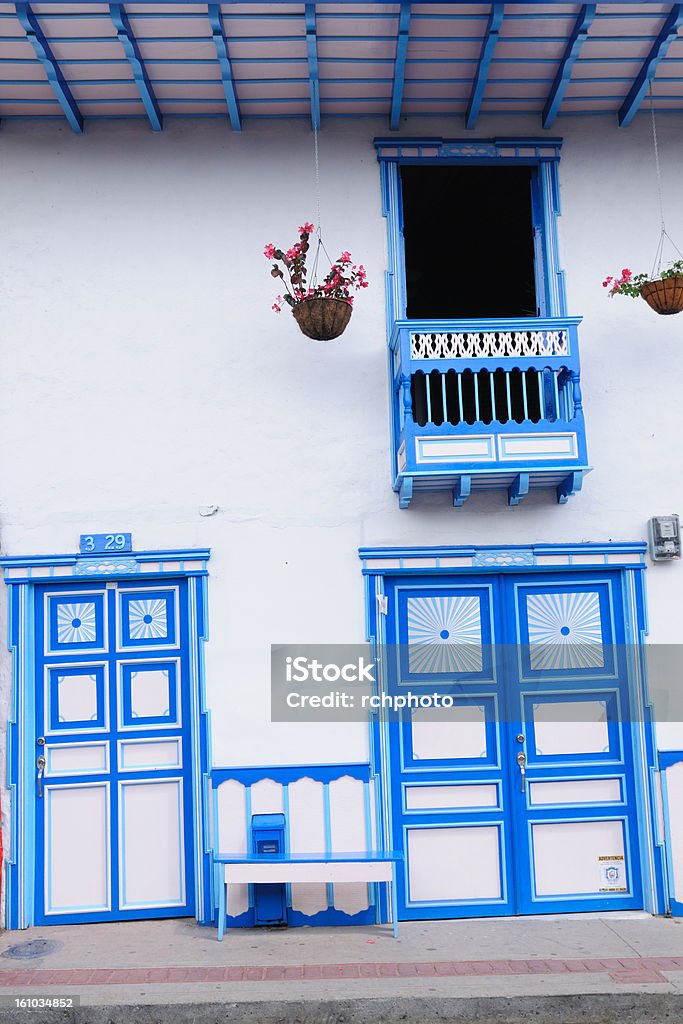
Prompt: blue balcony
<box><xmin>390</xmin><ymin>316</ymin><xmax>589</xmax><ymax>508</ymax></box>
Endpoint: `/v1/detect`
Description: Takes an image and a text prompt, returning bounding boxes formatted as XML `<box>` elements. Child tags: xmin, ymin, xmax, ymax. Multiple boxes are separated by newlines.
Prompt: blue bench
<box><xmin>214</xmin><ymin>850</ymin><xmax>403</xmax><ymax>941</ymax></box>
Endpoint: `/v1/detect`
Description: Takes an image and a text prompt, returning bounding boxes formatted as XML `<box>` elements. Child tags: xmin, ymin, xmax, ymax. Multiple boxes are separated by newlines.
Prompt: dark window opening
<box><xmin>401</xmin><ymin>165</ymin><xmax>538</xmax><ymax>319</ymax></box>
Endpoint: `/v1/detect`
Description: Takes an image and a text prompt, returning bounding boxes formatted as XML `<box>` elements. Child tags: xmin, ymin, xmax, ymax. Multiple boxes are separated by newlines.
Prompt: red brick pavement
<box><xmin>0</xmin><ymin>956</ymin><xmax>681</xmax><ymax>988</ymax></box>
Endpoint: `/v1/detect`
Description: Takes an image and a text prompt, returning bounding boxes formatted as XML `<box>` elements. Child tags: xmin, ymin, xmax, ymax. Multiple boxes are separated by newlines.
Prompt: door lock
<box><xmin>516</xmin><ymin>750</ymin><xmax>527</xmax><ymax>793</ymax></box>
<box><xmin>36</xmin><ymin>755</ymin><xmax>46</xmax><ymax>798</ymax></box>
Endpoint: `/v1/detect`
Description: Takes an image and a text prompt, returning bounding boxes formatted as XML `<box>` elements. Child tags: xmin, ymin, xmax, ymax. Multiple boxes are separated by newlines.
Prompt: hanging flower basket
<box><xmin>602</xmin><ymin>261</ymin><xmax>683</xmax><ymax>316</ymax></box>
<box><xmin>639</xmin><ymin>275</ymin><xmax>683</xmax><ymax>315</ymax></box>
<box><xmin>264</xmin><ymin>223</ymin><xmax>368</xmax><ymax>342</ymax></box>
<box><xmin>292</xmin><ymin>297</ymin><xmax>353</xmax><ymax>341</ymax></box>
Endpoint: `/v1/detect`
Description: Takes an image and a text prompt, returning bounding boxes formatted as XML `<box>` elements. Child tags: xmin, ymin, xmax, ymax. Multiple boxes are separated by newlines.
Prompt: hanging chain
<box><xmin>649</xmin><ymin>81</ymin><xmax>683</xmax><ymax>277</ymax></box>
<box><xmin>313</xmin><ymin>109</ymin><xmax>322</xmax><ymax>242</ymax></box>
<box><xmin>310</xmin><ymin>109</ymin><xmax>335</xmax><ymax>288</ymax></box>
<box><xmin>311</xmin><ymin>112</ymin><xmax>323</xmax><ymax>286</ymax></box>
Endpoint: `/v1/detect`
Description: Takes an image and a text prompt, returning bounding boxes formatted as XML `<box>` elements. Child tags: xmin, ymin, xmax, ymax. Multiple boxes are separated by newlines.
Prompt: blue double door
<box><xmin>33</xmin><ymin>579</ymin><xmax>195</xmax><ymax>924</ymax></box>
<box><xmin>385</xmin><ymin>571</ymin><xmax>646</xmax><ymax>919</ymax></box>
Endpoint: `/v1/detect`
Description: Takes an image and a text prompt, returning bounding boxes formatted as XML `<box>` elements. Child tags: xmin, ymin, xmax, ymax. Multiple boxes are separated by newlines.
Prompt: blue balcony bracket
<box><xmin>557</xmin><ymin>471</ymin><xmax>583</xmax><ymax>505</ymax></box>
<box><xmin>508</xmin><ymin>473</ymin><xmax>530</xmax><ymax>508</ymax></box>
<box><xmin>16</xmin><ymin>3</ymin><xmax>83</xmax><ymax>134</ymax></box>
<box><xmin>398</xmin><ymin>477</ymin><xmax>413</xmax><ymax>510</ymax></box>
<box><xmin>466</xmin><ymin>2</ymin><xmax>504</xmax><ymax>129</ymax></box>
<box><xmin>208</xmin><ymin>4</ymin><xmax>241</xmax><ymax>131</ymax></box>
<box><xmin>390</xmin><ymin>1</ymin><xmax>411</xmax><ymax>131</ymax></box>
<box><xmin>389</xmin><ymin>316</ymin><xmax>590</xmax><ymax>509</ymax></box>
<box><xmin>305</xmin><ymin>3</ymin><xmax>320</xmax><ymax>131</ymax></box>
<box><xmin>110</xmin><ymin>3</ymin><xmax>163</xmax><ymax>131</ymax></box>
<box><xmin>453</xmin><ymin>476</ymin><xmax>472</xmax><ymax>508</ymax></box>
<box><xmin>542</xmin><ymin>4</ymin><xmax>596</xmax><ymax>129</ymax></box>
<box><xmin>619</xmin><ymin>3</ymin><xmax>683</xmax><ymax>127</ymax></box>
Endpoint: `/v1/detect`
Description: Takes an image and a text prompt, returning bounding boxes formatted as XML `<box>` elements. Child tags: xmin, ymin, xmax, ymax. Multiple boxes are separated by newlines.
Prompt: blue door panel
<box><xmin>34</xmin><ymin>580</ymin><xmax>196</xmax><ymax>925</ymax></box>
<box><xmin>385</xmin><ymin>570</ymin><xmax>645</xmax><ymax>920</ymax></box>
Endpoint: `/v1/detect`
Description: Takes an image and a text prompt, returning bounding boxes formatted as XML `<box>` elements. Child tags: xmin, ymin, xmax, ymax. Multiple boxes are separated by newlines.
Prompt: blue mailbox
<box><xmin>251</xmin><ymin>813</ymin><xmax>286</xmax><ymax>926</ymax></box>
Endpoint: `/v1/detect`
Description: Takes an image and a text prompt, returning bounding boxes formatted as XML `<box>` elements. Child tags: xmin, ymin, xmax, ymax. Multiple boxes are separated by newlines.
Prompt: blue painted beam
<box><xmin>8</xmin><ymin>0</ymin><xmax>673</xmax><ymax>6</ymax></box>
<box><xmin>390</xmin><ymin>1</ymin><xmax>411</xmax><ymax>130</ymax></box>
<box><xmin>465</xmin><ymin>2</ymin><xmax>504</xmax><ymax>129</ymax></box>
<box><xmin>15</xmin><ymin>3</ymin><xmax>83</xmax><ymax>132</ymax></box>
<box><xmin>542</xmin><ymin>4</ymin><xmax>595</xmax><ymax>128</ymax></box>
<box><xmin>110</xmin><ymin>2</ymin><xmax>163</xmax><ymax>131</ymax></box>
<box><xmin>619</xmin><ymin>3</ymin><xmax>683</xmax><ymax>126</ymax></box>
<box><xmin>208</xmin><ymin>4</ymin><xmax>241</xmax><ymax>130</ymax></box>
<box><xmin>305</xmin><ymin>2</ymin><xmax>320</xmax><ymax>130</ymax></box>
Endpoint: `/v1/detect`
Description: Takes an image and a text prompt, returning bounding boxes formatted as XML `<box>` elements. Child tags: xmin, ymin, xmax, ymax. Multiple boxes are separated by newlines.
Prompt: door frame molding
<box><xmin>1</xmin><ymin>548</ymin><xmax>212</xmax><ymax>930</ymax></box>
<box><xmin>359</xmin><ymin>542</ymin><xmax>666</xmax><ymax>921</ymax></box>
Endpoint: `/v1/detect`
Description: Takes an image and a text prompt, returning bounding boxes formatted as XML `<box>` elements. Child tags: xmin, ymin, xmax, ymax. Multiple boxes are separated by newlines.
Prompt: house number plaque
<box><xmin>79</xmin><ymin>533</ymin><xmax>132</xmax><ymax>554</ymax></box>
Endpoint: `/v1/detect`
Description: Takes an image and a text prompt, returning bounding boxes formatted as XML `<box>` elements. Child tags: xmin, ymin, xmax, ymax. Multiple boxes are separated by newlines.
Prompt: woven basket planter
<box><xmin>292</xmin><ymin>297</ymin><xmax>353</xmax><ymax>341</ymax></box>
<box><xmin>639</xmin><ymin>275</ymin><xmax>683</xmax><ymax>315</ymax></box>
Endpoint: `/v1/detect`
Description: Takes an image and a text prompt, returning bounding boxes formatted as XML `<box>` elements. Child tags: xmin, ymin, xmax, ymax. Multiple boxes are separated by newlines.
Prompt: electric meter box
<box><xmin>251</xmin><ymin>813</ymin><xmax>286</xmax><ymax>926</ymax></box>
<box><xmin>648</xmin><ymin>515</ymin><xmax>681</xmax><ymax>561</ymax></box>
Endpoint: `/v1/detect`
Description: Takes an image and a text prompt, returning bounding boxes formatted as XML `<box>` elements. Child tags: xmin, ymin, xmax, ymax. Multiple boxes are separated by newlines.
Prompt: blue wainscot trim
<box><xmin>210</xmin><ymin>763</ymin><xmax>380</xmax><ymax>929</ymax></box>
<box><xmin>1</xmin><ymin>548</ymin><xmax>212</xmax><ymax>931</ymax></box>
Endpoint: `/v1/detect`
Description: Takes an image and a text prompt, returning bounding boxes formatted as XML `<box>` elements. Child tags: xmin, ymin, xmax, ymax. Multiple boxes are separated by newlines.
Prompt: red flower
<box><xmin>263</xmin><ymin>243</ymin><xmax>276</xmax><ymax>259</ymax></box>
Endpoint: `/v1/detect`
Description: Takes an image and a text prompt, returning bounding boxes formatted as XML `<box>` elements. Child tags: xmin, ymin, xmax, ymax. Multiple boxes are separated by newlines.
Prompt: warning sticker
<box><xmin>598</xmin><ymin>854</ymin><xmax>627</xmax><ymax>892</ymax></box>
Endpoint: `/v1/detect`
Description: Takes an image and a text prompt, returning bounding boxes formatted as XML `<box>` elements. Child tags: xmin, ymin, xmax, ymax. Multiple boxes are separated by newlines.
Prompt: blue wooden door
<box><xmin>386</xmin><ymin>571</ymin><xmax>645</xmax><ymax>919</ymax></box>
<box><xmin>33</xmin><ymin>579</ymin><xmax>195</xmax><ymax>924</ymax></box>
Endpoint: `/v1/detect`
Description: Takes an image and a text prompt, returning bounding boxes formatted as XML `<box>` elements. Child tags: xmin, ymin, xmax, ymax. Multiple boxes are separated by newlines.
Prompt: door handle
<box><xmin>36</xmin><ymin>755</ymin><xmax>46</xmax><ymax>797</ymax></box>
<box><xmin>516</xmin><ymin>751</ymin><xmax>526</xmax><ymax>793</ymax></box>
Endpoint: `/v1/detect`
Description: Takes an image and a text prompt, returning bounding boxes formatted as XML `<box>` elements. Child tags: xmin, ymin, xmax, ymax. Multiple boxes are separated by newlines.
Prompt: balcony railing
<box><xmin>389</xmin><ymin>317</ymin><xmax>588</xmax><ymax>508</ymax></box>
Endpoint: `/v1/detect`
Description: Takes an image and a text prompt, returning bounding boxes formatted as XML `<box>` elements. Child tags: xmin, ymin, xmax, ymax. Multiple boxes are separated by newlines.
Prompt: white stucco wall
<box><xmin>1</xmin><ymin>112</ymin><xmax>683</xmax><ymax>781</ymax></box>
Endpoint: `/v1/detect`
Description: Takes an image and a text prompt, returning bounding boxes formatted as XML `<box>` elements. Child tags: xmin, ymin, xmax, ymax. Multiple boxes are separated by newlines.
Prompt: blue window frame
<box><xmin>375</xmin><ymin>137</ymin><xmax>567</xmax><ymax>325</ymax></box>
<box><xmin>374</xmin><ymin>138</ymin><xmax>588</xmax><ymax>508</ymax></box>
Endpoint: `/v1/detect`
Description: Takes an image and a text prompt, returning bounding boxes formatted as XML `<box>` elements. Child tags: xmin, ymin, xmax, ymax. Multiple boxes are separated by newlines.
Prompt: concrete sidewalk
<box><xmin>1</xmin><ymin>912</ymin><xmax>683</xmax><ymax>1012</ymax></box>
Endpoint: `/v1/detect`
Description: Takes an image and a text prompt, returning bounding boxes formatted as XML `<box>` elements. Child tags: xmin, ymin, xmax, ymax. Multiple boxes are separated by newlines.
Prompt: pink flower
<box><xmin>339</xmin><ymin>251</ymin><xmax>352</xmax><ymax>263</ymax></box>
<box><xmin>263</xmin><ymin>243</ymin><xmax>276</xmax><ymax>259</ymax></box>
<box><xmin>285</xmin><ymin>245</ymin><xmax>301</xmax><ymax>262</ymax></box>
<box><xmin>299</xmin><ymin>222</ymin><xmax>315</xmax><ymax>236</ymax></box>
<box><xmin>621</xmin><ymin>268</ymin><xmax>632</xmax><ymax>278</ymax></box>
<box><xmin>272</xmin><ymin>303</ymin><xmax>281</xmax><ymax>313</ymax></box>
